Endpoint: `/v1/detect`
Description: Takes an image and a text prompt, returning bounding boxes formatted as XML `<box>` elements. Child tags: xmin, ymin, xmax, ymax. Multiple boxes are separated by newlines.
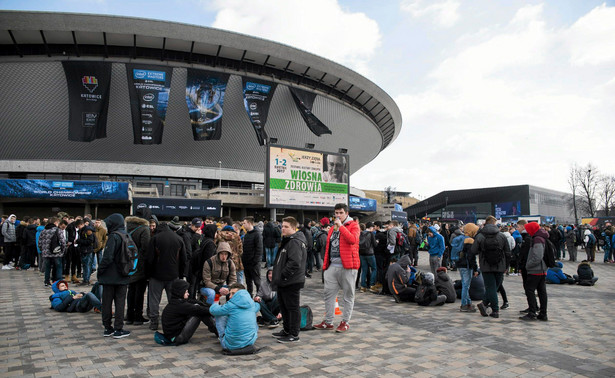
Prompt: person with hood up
<box><xmin>458</xmin><ymin>223</ymin><xmax>478</xmax><ymax>312</ymax></box>
<box><xmin>49</xmin><ymin>280</ymin><xmax>102</xmax><ymax>313</ymax></box>
<box><xmin>449</xmin><ymin>227</ymin><xmax>465</xmax><ymax>270</ymax></box>
<box><xmin>426</xmin><ymin>225</ymin><xmax>445</xmax><ymax>275</ymax></box>
<box><xmin>574</xmin><ymin>260</ymin><xmax>598</xmax><ymax>285</ymax></box>
<box><xmin>565</xmin><ymin>226</ymin><xmax>577</xmax><ymax>262</ymax></box>
<box><xmin>201</xmin><ymin>241</ymin><xmax>237</xmax><ymax>305</ymax></box>
<box><xmin>546</xmin><ymin>262</ymin><xmax>575</xmax><ymax>284</ymax></box>
<box><xmin>154</xmin><ymin>279</ymin><xmax>216</xmax><ymax>346</ymax></box>
<box><xmin>216</xmin><ymin>217</ymin><xmax>244</xmax><ymax>284</ymax></box>
<box><xmin>385</xmin><ymin>255</ymin><xmax>417</xmax><ymax>303</ymax></box>
<box><xmin>78</xmin><ymin>225</ymin><xmax>97</xmax><ymax>286</ymax></box>
<box><xmin>519</xmin><ymin>222</ymin><xmax>549</xmax><ymax>321</ymax></box>
<box><xmin>254</xmin><ymin>269</ymin><xmax>280</xmax><ymax>327</ymax></box>
<box><xmin>583</xmin><ymin>229</ymin><xmax>596</xmax><ymax>262</ymax></box>
<box><xmin>415</xmin><ymin>272</ymin><xmax>446</xmax><ymax>306</ymax></box>
<box><xmin>98</xmin><ymin>213</ymin><xmax>131</xmax><ymax>338</ymax></box>
<box><xmin>209</xmin><ymin>283</ymin><xmax>260</xmax><ymax>353</ymax></box>
<box><xmin>125</xmin><ymin>211</ymin><xmax>151</xmax><ymax>325</ymax></box>
<box><xmin>262</xmin><ymin>220</ymin><xmax>281</xmax><ymax>269</ymax></box>
<box><xmin>190</xmin><ymin>224</ymin><xmax>218</xmax><ymax>298</ymax></box>
<box><xmin>602</xmin><ymin>225</ymin><xmax>613</xmax><ymax>263</ymax></box>
<box><xmin>1</xmin><ymin>214</ymin><xmax>17</xmax><ymax>268</ymax></box>
<box><xmin>435</xmin><ymin>267</ymin><xmax>456</xmax><ymax>303</ymax></box>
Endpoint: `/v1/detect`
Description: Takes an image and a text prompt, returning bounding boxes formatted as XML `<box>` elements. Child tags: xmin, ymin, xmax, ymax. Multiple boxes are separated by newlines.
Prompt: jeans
<box><xmin>459</xmin><ymin>268</ymin><xmax>473</xmax><ymax>305</ymax></box>
<box><xmin>278</xmin><ymin>284</ymin><xmax>301</xmax><ymax>337</ymax></box>
<box><xmin>524</xmin><ymin>274</ymin><xmax>547</xmax><ymax>316</ymax></box>
<box><xmin>359</xmin><ymin>255</ymin><xmax>377</xmax><ymax>288</ymax></box>
<box><xmin>44</xmin><ymin>256</ymin><xmax>63</xmax><ymax>284</ymax></box>
<box><xmin>215</xmin><ymin>315</ymin><xmax>229</xmax><ymax>350</ymax></box>
<box><xmin>323</xmin><ymin>267</ymin><xmax>358</xmax><ymax>323</ymax></box>
<box><xmin>102</xmin><ymin>284</ymin><xmax>127</xmax><ymax>330</ymax></box>
<box><xmin>482</xmin><ymin>272</ymin><xmax>504</xmax><ymax>313</ymax></box>
<box><xmin>258</xmin><ymin>295</ymin><xmax>280</xmax><ymax>322</ymax></box>
<box><xmin>429</xmin><ymin>255</ymin><xmax>441</xmax><ymax>275</ymax></box>
<box><xmin>265</xmin><ymin>246</ymin><xmax>278</xmax><ymax>268</ymax></box>
<box><xmin>77</xmin><ymin>292</ymin><xmax>102</xmax><ymax>312</ymax></box>
<box><xmin>81</xmin><ymin>253</ymin><xmax>93</xmax><ymax>283</ymax></box>
<box><xmin>237</xmin><ymin>270</ymin><xmax>245</xmax><ymax>285</ymax></box>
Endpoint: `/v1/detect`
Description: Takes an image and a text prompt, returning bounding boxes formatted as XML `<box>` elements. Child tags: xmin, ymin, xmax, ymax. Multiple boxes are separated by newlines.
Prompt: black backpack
<box><xmin>543</xmin><ymin>239</ymin><xmax>557</xmax><ymax>268</ymax></box>
<box><xmin>414</xmin><ymin>284</ymin><xmax>428</xmax><ymax>304</ymax></box>
<box><xmin>49</xmin><ymin>228</ymin><xmax>62</xmax><ymax>255</ymax></box>
<box><xmin>113</xmin><ymin>231</ymin><xmax>138</xmax><ymax>277</ymax></box>
<box><xmin>359</xmin><ymin>231</ymin><xmax>370</xmax><ymax>253</ymax></box>
<box><xmin>483</xmin><ymin>233</ymin><xmax>503</xmax><ymax>266</ymax></box>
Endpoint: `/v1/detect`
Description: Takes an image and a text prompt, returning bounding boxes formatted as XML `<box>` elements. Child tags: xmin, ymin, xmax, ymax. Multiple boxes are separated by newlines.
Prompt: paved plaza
<box><xmin>1</xmin><ymin>250</ymin><xmax>615</xmax><ymax>377</ymax></box>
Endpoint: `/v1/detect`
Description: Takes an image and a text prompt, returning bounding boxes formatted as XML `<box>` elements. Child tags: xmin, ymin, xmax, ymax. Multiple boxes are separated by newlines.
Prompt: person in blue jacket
<box><xmin>426</xmin><ymin>226</ymin><xmax>445</xmax><ymax>275</ymax></box>
<box><xmin>545</xmin><ymin>262</ymin><xmax>574</xmax><ymax>284</ymax></box>
<box><xmin>49</xmin><ymin>280</ymin><xmax>102</xmax><ymax>312</ymax></box>
<box><xmin>209</xmin><ymin>283</ymin><xmax>260</xmax><ymax>352</ymax></box>
<box><xmin>35</xmin><ymin>223</ymin><xmax>45</xmax><ymax>272</ymax></box>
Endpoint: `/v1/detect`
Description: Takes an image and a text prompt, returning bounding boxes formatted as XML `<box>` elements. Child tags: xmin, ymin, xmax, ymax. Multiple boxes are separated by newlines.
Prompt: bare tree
<box><xmin>599</xmin><ymin>175</ymin><xmax>615</xmax><ymax>216</ymax></box>
<box><xmin>568</xmin><ymin>164</ymin><xmax>579</xmax><ymax>224</ymax></box>
<box><xmin>575</xmin><ymin>163</ymin><xmax>599</xmax><ymax>217</ymax></box>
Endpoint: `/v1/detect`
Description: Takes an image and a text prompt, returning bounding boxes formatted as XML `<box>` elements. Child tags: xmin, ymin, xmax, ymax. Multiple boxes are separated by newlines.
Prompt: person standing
<box><xmin>519</xmin><ymin>222</ymin><xmax>549</xmax><ymax>321</ymax></box>
<box><xmin>426</xmin><ymin>226</ymin><xmax>445</xmax><ymax>275</ymax></box>
<box><xmin>262</xmin><ymin>220</ymin><xmax>281</xmax><ymax>269</ymax></box>
<box><xmin>125</xmin><ymin>213</ymin><xmax>151</xmax><ymax>325</ymax></box>
<box><xmin>98</xmin><ymin>213</ymin><xmax>131</xmax><ymax>339</ymax></box>
<box><xmin>565</xmin><ymin>226</ymin><xmax>577</xmax><ymax>262</ymax></box>
<box><xmin>358</xmin><ymin>223</ymin><xmax>377</xmax><ymax>292</ymax></box>
<box><xmin>242</xmin><ymin>216</ymin><xmax>263</xmax><ymax>296</ymax></box>
<box><xmin>457</xmin><ymin>223</ymin><xmax>478</xmax><ymax>312</ymax></box>
<box><xmin>314</xmin><ymin>203</ymin><xmax>360</xmax><ymax>333</ymax></box>
<box><xmin>271</xmin><ymin>217</ymin><xmax>307</xmax><ymax>343</ymax></box>
<box><xmin>2</xmin><ymin>215</ymin><xmax>17</xmax><ymax>268</ymax></box>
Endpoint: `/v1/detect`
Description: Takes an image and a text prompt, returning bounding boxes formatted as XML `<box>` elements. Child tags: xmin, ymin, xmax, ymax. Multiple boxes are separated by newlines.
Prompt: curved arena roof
<box><xmin>0</xmin><ymin>11</ymin><xmax>402</xmax><ymax>182</ymax></box>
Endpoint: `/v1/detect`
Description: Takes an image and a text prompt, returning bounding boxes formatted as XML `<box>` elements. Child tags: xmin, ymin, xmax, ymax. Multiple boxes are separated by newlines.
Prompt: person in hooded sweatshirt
<box><xmin>546</xmin><ymin>262</ymin><xmax>575</xmax><ymax>284</ymax></box>
<box><xmin>254</xmin><ymin>269</ymin><xmax>280</xmax><ymax>327</ymax></box>
<box><xmin>78</xmin><ymin>225</ymin><xmax>97</xmax><ymax>286</ymax></box>
<box><xmin>209</xmin><ymin>283</ymin><xmax>260</xmax><ymax>353</ymax></box>
<box><xmin>519</xmin><ymin>222</ymin><xmax>548</xmax><ymax>322</ymax></box>
<box><xmin>125</xmin><ymin>210</ymin><xmax>151</xmax><ymax>325</ymax></box>
<box><xmin>98</xmin><ymin>213</ymin><xmax>131</xmax><ymax>338</ymax></box>
<box><xmin>386</xmin><ymin>255</ymin><xmax>417</xmax><ymax>303</ymax></box>
<box><xmin>154</xmin><ymin>279</ymin><xmax>216</xmax><ymax>346</ymax></box>
<box><xmin>415</xmin><ymin>272</ymin><xmax>446</xmax><ymax>306</ymax></box>
<box><xmin>426</xmin><ymin>226</ymin><xmax>445</xmax><ymax>275</ymax></box>
<box><xmin>457</xmin><ymin>223</ymin><xmax>478</xmax><ymax>312</ymax></box>
<box><xmin>49</xmin><ymin>279</ymin><xmax>102</xmax><ymax>313</ymax></box>
<box><xmin>435</xmin><ymin>267</ymin><xmax>456</xmax><ymax>303</ymax></box>
<box><xmin>574</xmin><ymin>260</ymin><xmax>598</xmax><ymax>285</ymax></box>
<box><xmin>201</xmin><ymin>242</ymin><xmax>237</xmax><ymax>305</ymax></box>
<box><xmin>216</xmin><ymin>217</ymin><xmax>244</xmax><ymax>284</ymax></box>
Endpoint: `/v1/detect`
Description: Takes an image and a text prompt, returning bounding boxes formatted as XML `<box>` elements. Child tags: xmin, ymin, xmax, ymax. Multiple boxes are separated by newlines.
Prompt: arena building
<box><xmin>0</xmin><ymin>11</ymin><xmax>402</xmax><ymax>220</ymax></box>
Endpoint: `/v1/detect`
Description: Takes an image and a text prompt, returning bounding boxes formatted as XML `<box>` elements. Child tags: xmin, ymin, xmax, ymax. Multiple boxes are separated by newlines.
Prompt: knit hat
<box><xmin>436</xmin><ymin>267</ymin><xmax>447</xmax><ymax>273</ymax></box>
<box><xmin>525</xmin><ymin>222</ymin><xmax>540</xmax><ymax>236</ymax></box>
<box><xmin>423</xmin><ymin>272</ymin><xmax>435</xmax><ymax>285</ymax></box>
<box><xmin>320</xmin><ymin>217</ymin><xmax>330</xmax><ymax>226</ymax></box>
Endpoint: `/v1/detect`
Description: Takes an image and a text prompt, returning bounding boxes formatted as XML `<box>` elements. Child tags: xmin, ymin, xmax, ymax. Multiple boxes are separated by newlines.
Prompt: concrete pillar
<box><xmin>84</xmin><ymin>202</ymin><xmax>91</xmax><ymax>217</ymax></box>
<box><xmin>240</xmin><ymin>207</ymin><xmax>247</xmax><ymax>219</ymax></box>
<box><xmin>270</xmin><ymin>208</ymin><xmax>276</xmax><ymax>222</ymax></box>
<box><xmin>299</xmin><ymin>209</ymin><xmax>305</xmax><ymax>223</ymax></box>
<box><xmin>0</xmin><ymin>202</ymin><xmax>4</xmax><ymax>215</ymax></box>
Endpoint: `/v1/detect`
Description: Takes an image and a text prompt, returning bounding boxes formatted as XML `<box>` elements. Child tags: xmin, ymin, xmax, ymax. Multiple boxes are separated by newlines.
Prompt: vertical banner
<box><xmin>62</xmin><ymin>61</ymin><xmax>112</xmax><ymax>142</ymax></box>
<box><xmin>242</xmin><ymin>78</ymin><xmax>277</xmax><ymax>146</ymax></box>
<box><xmin>126</xmin><ymin>64</ymin><xmax>173</xmax><ymax>144</ymax></box>
<box><xmin>289</xmin><ymin>87</ymin><xmax>332</xmax><ymax>136</ymax></box>
<box><xmin>185</xmin><ymin>69</ymin><xmax>230</xmax><ymax>141</ymax></box>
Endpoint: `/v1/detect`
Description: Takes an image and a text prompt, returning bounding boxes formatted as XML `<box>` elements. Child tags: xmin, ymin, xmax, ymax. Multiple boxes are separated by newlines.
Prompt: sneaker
<box><xmin>305</xmin><ymin>273</ymin><xmax>312</xmax><ymax>278</ymax></box>
<box><xmin>314</xmin><ymin>321</ymin><xmax>334</xmax><ymax>330</ymax></box>
<box><xmin>268</xmin><ymin>320</ymin><xmax>280</xmax><ymax>329</ymax></box>
<box><xmin>519</xmin><ymin>314</ymin><xmax>537</xmax><ymax>321</ymax></box>
<box><xmin>477</xmin><ymin>302</ymin><xmax>488</xmax><ymax>317</ymax></box>
<box><xmin>113</xmin><ymin>329</ymin><xmax>131</xmax><ymax>339</ymax></box>
<box><xmin>335</xmin><ymin>321</ymin><xmax>349</xmax><ymax>333</ymax></box>
<box><xmin>360</xmin><ymin>287</ymin><xmax>367</xmax><ymax>293</ymax></box>
<box><xmin>369</xmin><ymin>286</ymin><xmax>380</xmax><ymax>294</ymax></box>
<box><xmin>44</xmin><ymin>282</ymin><xmax>50</xmax><ymax>287</ymax></box>
<box><xmin>272</xmin><ymin>330</ymin><xmax>290</xmax><ymax>338</ymax></box>
<box><xmin>125</xmin><ymin>319</ymin><xmax>134</xmax><ymax>325</ymax></box>
<box><xmin>537</xmin><ymin>313</ymin><xmax>548</xmax><ymax>321</ymax></box>
<box><xmin>392</xmin><ymin>293</ymin><xmax>401</xmax><ymax>303</ymax></box>
<box><xmin>277</xmin><ymin>335</ymin><xmax>300</xmax><ymax>343</ymax></box>
<box><xmin>154</xmin><ymin>331</ymin><xmax>175</xmax><ymax>346</ymax></box>
<box><xmin>93</xmin><ymin>308</ymin><xmax>101</xmax><ymax>314</ymax></box>
<box><xmin>519</xmin><ymin>308</ymin><xmax>530</xmax><ymax>314</ymax></box>
<box><xmin>149</xmin><ymin>321</ymin><xmax>159</xmax><ymax>331</ymax></box>
<box><xmin>500</xmin><ymin>302</ymin><xmax>509</xmax><ymax>310</ymax></box>
<box><xmin>134</xmin><ymin>317</ymin><xmax>150</xmax><ymax>326</ymax></box>
<box><xmin>468</xmin><ymin>304</ymin><xmax>477</xmax><ymax>313</ymax></box>
<box><xmin>257</xmin><ymin>316</ymin><xmax>266</xmax><ymax>327</ymax></box>
<box><xmin>103</xmin><ymin>328</ymin><xmax>114</xmax><ymax>337</ymax></box>
<box><xmin>489</xmin><ymin>312</ymin><xmax>499</xmax><ymax>319</ymax></box>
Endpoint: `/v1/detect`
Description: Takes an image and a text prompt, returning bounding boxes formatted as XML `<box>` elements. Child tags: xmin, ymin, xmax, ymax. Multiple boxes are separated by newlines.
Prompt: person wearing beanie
<box><xmin>458</xmin><ymin>223</ymin><xmax>478</xmax><ymax>312</ymax></box>
<box><xmin>216</xmin><ymin>217</ymin><xmax>244</xmax><ymax>285</ymax></box>
<box><xmin>415</xmin><ymin>272</ymin><xmax>446</xmax><ymax>306</ymax></box>
<box><xmin>435</xmin><ymin>267</ymin><xmax>456</xmax><ymax>303</ymax></box>
<box><xmin>519</xmin><ymin>222</ymin><xmax>549</xmax><ymax>321</ymax></box>
<box><xmin>565</xmin><ymin>226</ymin><xmax>577</xmax><ymax>262</ymax></box>
<box><xmin>201</xmin><ymin>242</ymin><xmax>237</xmax><ymax>305</ymax></box>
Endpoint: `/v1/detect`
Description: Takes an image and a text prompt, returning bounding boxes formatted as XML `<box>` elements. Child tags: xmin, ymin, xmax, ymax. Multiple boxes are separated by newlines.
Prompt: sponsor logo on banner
<box><xmin>134</xmin><ymin>70</ymin><xmax>147</xmax><ymax>79</ymax></box>
<box><xmin>143</xmin><ymin>93</ymin><xmax>155</xmax><ymax>101</ymax></box>
<box><xmin>82</xmin><ymin>76</ymin><xmax>98</xmax><ymax>93</ymax></box>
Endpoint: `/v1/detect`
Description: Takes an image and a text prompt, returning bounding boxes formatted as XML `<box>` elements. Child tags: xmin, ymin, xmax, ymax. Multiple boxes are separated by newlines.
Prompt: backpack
<box><xmin>299</xmin><ymin>305</ymin><xmax>314</xmax><ymax>330</ymax></box>
<box><xmin>542</xmin><ymin>239</ymin><xmax>557</xmax><ymax>268</ymax></box>
<box><xmin>113</xmin><ymin>231</ymin><xmax>138</xmax><ymax>277</ymax></box>
<box><xmin>414</xmin><ymin>231</ymin><xmax>422</xmax><ymax>246</ymax></box>
<box><xmin>414</xmin><ymin>284</ymin><xmax>428</xmax><ymax>304</ymax></box>
<box><xmin>359</xmin><ymin>231</ymin><xmax>370</xmax><ymax>253</ymax></box>
<box><xmin>49</xmin><ymin>229</ymin><xmax>62</xmax><ymax>255</ymax></box>
<box><xmin>313</xmin><ymin>231</ymin><xmax>324</xmax><ymax>253</ymax></box>
<box><xmin>395</xmin><ymin>232</ymin><xmax>410</xmax><ymax>255</ymax></box>
<box><xmin>206</xmin><ymin>258</ymin><xmax>232</xmax><ymax>279</ymax></box>
<box><xmin>483</xmin><ymin>233</ymin><xmax>503</xmax><ymax>266</ymax></box>
<box><xmin>587</xmin><ymin>233</ymin><xmax>596</xmax><ymax>247</ymax></box>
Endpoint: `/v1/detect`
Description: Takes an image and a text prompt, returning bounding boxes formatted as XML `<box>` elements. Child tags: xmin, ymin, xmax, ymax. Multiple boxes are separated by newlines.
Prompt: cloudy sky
<box><xmin>4</xmin><ymin>0</ymin><xmax>615</xmax><ymax>199</ymax></box>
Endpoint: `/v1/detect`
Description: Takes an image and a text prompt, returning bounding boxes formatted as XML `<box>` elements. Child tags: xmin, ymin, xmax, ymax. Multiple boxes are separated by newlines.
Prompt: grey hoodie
<box><xmin>387</xmin><ymin>226</ymin><xmax>403</xmax><ymax>246</ymax></box>
<box><xmin>1</xmin><ymin>215</ymin><xmax>16</xmax><ymax>243</ymax></box>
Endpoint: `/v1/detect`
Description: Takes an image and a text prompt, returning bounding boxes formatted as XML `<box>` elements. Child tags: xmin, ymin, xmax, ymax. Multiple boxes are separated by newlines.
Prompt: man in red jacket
<box><xmin>314</xmin><ymin>203</ymin><xmax>360</xmax><ymax>333</ymax></box>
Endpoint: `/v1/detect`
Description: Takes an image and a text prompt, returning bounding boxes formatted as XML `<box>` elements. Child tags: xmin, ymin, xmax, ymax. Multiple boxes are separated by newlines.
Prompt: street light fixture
<box><xmin>218</xmin><ymin>161</ymin><xmax>222</xmax><ymax>188</ymax></box>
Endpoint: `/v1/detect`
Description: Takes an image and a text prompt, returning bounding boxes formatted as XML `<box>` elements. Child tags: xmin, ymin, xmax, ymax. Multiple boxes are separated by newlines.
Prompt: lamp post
<box><xmin>218</xmin><ymin>161</ymin><xmax>222</xmax><ymax>188</ymax></box>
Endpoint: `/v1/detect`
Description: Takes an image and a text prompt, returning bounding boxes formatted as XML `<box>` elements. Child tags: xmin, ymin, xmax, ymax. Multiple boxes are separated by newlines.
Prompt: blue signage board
<box><xmin>133</xmin><ymin>197</ymin><xmax>221</xmax><ymax>217</ymax></box>
<box><xmin>0</xmin><ymin>179</ymin><xmax>129</xmax><ymax>200</ymax></box>
<box><xmin>391</xmin><ymin>210</ymin><xmax>408</xmax><ymax>224</ymax></box>
<box><xmin>349</xmin><ymin>196</ymin><xmax>377</xmax><ymax>212</ymax></box>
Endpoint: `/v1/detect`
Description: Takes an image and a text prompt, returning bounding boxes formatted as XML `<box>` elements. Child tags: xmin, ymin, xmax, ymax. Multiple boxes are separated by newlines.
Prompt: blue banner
<box><xmin>133</xmin><ymin>198</ymin><xmax>221</xmax><ymax>217</ymax></box>
<box><xmin>494</xmin><ymin>201</ymin><xmax>521</xmax><ymax>218</ymax></box>
<box><xmin>349</xmin><ymin>196</ymin><xmax>377</xmax><ymax>212</ymax></box>
<box><xmin>0</xmin><ymin>179</ymin><xmax>129</xmax><ymax>200</ymax></box>
<box><xmin>391</xmin><ymin>210</ymin><xmax>408</xmax><ymax>224</ymax></box>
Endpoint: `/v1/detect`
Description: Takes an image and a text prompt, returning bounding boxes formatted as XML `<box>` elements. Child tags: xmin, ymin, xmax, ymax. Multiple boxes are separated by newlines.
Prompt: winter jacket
<box><xmin>161</xmin><ymin>279</ymin><xmax>213</xmax><ymax>340</ymax></box>
<box><xmin>125</xmin><ymin>216</ymin><xmax>150</xmax><ymax>282</ymax></box>
<box><xmin>576</xmin><ymin>261</ymin><xmax>594</xmax><ymax>282</ymax></box>
<box><xmin>518</xmin><ymin>231</ymin><xmax>532</xmax><ymax>271</ymax></box>
<box><xmin>301</xmin><ymin>226</ymin><xmax>313</xmax><ymax>253</ymax></box>
<box><xmin>1</xmin><ymin>216</ymin><xmax>16</xmax><ymax>243</ymax></box>
<box><xmin>94</xmin><ymin>225</ymin><xmax>108</xmax><ymax>254</ymax></box>
<box><xmin>272</xmin><ymin>231</ymin><xmax>307</xmax><ymax>289</ymax></box>
<box><xmin>216</xmin><ymin>227</ymin><xmax>244</xmax><ymax>271</ymax></box>
<box><xmin>374</xmin><ymin>230</ymin><xmax>388</xmax><ymax>255</ymax></box>
<box><xmin>256</xmin><ymin>269</ymin><xmax>276</xmax><ymax>302</ymax></box>
<box><xmin>38</xmin><ymin>224</ymin><xmax>67</xmax><ymax>258</ymax></box>
<box><xmin>146</xmin><ymin>223</ymin><xmax>187</xmax><ymax>282</ymax></box>
<box><xmin>386</xmin><ymin>255</ymin><xmax>412</xmax><ymax>296</ymax></box>
<box><xmin>209</xmin><ymin>290</ymin><xmax>260</xmax><ymax>350</ymax></box>
<box><xmin>359</xmin><ymin>230</ymin><xmax>376</xmax><ymax>256</ymax></box>
<box><xmin>457</xmin><ymin>223</ymin><xmax>478</xmax><ymax>271</ymax></box>
<box><xmin>415</xmin><ymin>283</ymin><xmax>438</xmax><ymax>306</ymax></box>
<box><xmin>450</xmin><ymin>232</ymin><xmax>465</xmax><ymax>262</ymax></box>
<box><xmin>242</xmin><ymin>228</ymin><xmax>263</xmax><ymax>268</ymax></box>
<box><xmin>565</xmin><ymin>227</ymin><xmax>576</xmax><ymax>244</ymax></box>
<box><xmin>24</xmin><ymin>224</ymin><xmax>38</xmax><ymax>247</ymax></box>
<box><xmin>97</xmin><ymin>213</ymin><xmax>130</xmax><ymax>286</ymax></box>
<box><xmin>502</xmin><ymin>231</ymin><xmax>515</xmax><ymax>251</ymax></box>
<box><xmin>49</xmin><ymin>281</ymin><xmax>79</xmax><ymax>312</ymax></box>
<box><xmin>427</xmin><ymin>226</ymin><xmax>445</xmax><ymax>257</ymax></box>
<box><xmin>78</xmin><ymin>226</ymin><xmax>96</xmax><ymax>255</ymax></box>
<box><xmin>548</xmin><ymin>228</ymin><xmax>561</xmax><ymax>246</ymax></box>
<box><xmin>35</xmin><ymin>225</ymin><xmax>45</xmax><ymax>254</ymax></box>
<box><xmin>16</xmin><ymin>222</ymin><xmax>27</xmax><ymax>246</ymax></box>
<box><xmin>435</xmin><ymin>270</ymin><xmax>456</xmax><ymax>303</ymax></box>
<box><xmin>262</xmin><ymin>222</ymin><xmax>281</xmax><ymax>249</ymax></box>
<box><xmin>470</xmin><ymin>224</ymin><xmax>511</xmax><ymax>273</ymax></box>
<box><xmin>323</xmin><ymin>217</ymin><xmax>360</xmax><ymax>270</ymax></box>
<box><xmin>546</xmin><ymin>262</ymin><xmax>568</xmax><ymax>284</ymax></box>
<box><xmin>387</xmin><ymin>226</ymin><xmax>403</xmax><ymax>247</ymax></box>
<box><xmin>526</xmin><ymin>228</ymin><xmax>549</xmax><ymax>275</ymax></box>
<box><xmin>202</xmin><ymin>246</ymin><xmax>237</xmax><ymax>293</ymax></box>
<box><xmin>192</xmin><ymin>225</ymin><xmax>217</xmax><ymax>278</ymax></box>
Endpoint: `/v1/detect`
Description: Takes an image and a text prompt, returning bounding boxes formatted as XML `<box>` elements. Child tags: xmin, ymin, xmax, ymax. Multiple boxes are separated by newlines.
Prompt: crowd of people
<box><xmin>0</xmin><ymin>208</ymin><xmax>611</xmax><ymax>352</ymax></box>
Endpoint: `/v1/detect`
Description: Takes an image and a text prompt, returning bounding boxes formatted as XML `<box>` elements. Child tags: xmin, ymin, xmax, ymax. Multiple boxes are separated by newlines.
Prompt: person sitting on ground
<box><xmin>209</xmin><ymin>283</ymin><xmax>260</xmax><ymax>353</ymax></box>
<box><xmin>254</xmin><ymin>269</ymin><xmax>281</xmax><ymax>328</ymax></box>
<box><xmin>201</xmin><ymin>242</ymin><xmax>237</xmax><ymax>305</ymax></box>
<box><xmin>435</xmin><ymin>267</ymin><xmax>456</xmax><ymax>303</ymax></box>
<box><xmin>49</xmin><ymin>280</ymin><xmax>102</xmax><ymax>313</ymax></box>
<box><xmin>154</xmin><ymin>279</ymin><xmax>217</xmax><ymax>346</ymax></box>
<box><xmin>415</xmin><ymin>272</ymin><xmax>446</xmax><ymax>306</ymax></box>
<box><xmin>386</xmin><ymin>255</ymin><xmax>417</xmax><ymax>303</ymax></box>
<box><xmin>546</xmin><ymin>262</ymin><xmax>575</xmax><ymax>284</ymax></box>
<box><xmin>573</xmin><ymin>260</ymin><xmax>598</xmax><ymax>286</ymax></box>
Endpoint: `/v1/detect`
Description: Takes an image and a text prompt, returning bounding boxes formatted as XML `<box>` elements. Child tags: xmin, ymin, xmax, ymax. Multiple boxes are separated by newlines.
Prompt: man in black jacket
<box><xmin>271</xmin><ymin>217</ymin><xmax>307</xmax><ymax>343</ymax></box>
<box><xmin>373</xmin><ymin>221</ymin><xmax>389</xmax><ymax>293</ymax></box>
<box><xmin>301</xmin><ymin>219</ymin><xmax>314</xmax><ymax>278</ymax></box>
<box><xmin>146</xmin><ymin>222</ymin><xmax>187</xmax><ymax>331</ymax></box>
<box><xmin>125</xmin><ymin>213</ymin><xmax>151</xmax><ymax>325</ymax></box>
<box><xmin>155</xmin><ymin>279</ymin><xmax>216</xmax><ymax>346</ymax></box>
<box><xmin>242</xmin><ymin>217</ymin><xmax>263</xmax><ymax>297</ymax></box>
<box><xmin>98</xmin><ymin>213</ymin><xmax>131</xmax><ymax>339</ymax></box>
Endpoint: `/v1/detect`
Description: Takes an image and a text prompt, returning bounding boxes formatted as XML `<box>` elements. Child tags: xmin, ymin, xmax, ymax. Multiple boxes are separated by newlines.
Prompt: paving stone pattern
<box><xmin>2</xmin><ymin>250</ymin><xmax>615</xmax><ymax>377</ymax></box>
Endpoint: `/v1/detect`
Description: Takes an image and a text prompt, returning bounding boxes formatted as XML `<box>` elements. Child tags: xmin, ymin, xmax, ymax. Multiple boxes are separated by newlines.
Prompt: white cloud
<box><xmin>208</xmin><ymin>0</ymin><xmax>381</xmax><ymax>75</ymax></box>
<box><xmin>400</xmin><ymin>0</ymin><xmax>460</xmax><ymax>28</ymax></box>
<box><xmin>567</xmin><ymin>3</ymin><xmax>615</xmax><ymax>66</ymax></box>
